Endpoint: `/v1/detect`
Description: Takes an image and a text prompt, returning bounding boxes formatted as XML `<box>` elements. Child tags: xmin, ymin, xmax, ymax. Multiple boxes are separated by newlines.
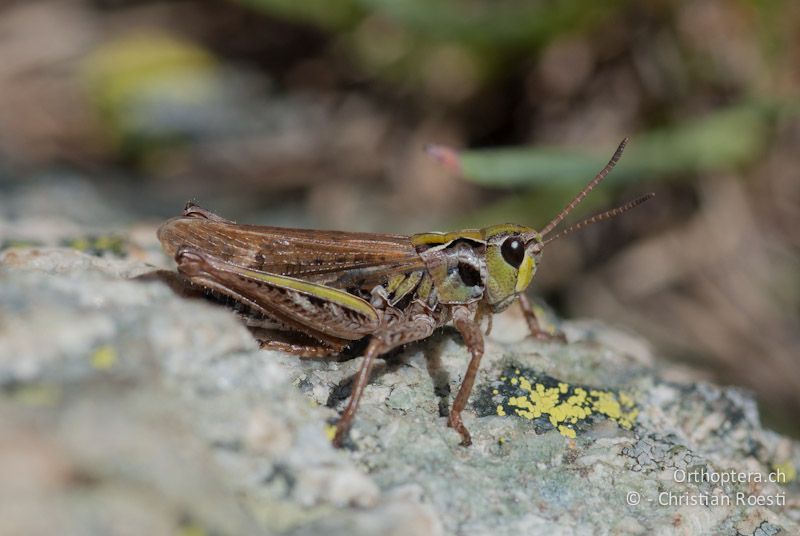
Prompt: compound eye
<box><xmin>500</xmin><ymin>236</ymin><xmax>525</xmax><ymax>268</ymax></box>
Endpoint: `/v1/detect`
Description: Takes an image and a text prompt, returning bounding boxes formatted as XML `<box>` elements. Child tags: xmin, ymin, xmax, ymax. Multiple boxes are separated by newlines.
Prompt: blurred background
<box><xmin>0</xmin><ymin>0</ymin><xmax>798</xmax><ymax>434</ymax></box>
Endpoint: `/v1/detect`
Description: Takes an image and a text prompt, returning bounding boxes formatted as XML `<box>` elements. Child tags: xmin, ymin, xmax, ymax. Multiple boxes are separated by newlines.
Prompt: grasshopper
<box><xmin>158</xmin><ymin>138</ymin><xmax>653</xmax><ymax>447</ymax></box>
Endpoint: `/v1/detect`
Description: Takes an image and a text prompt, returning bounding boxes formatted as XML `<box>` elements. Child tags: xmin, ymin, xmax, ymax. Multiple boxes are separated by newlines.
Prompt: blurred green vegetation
<box><xmin>240</xmin><ymin>0</ymin><xmax>623</xmax><ymax>47</ymax></box>
<box><xmin>239</xmin><ymin>0</ymin><xmax>624</xmax><ymax>87</ymax></box>
<box><xmin>83</xmin><ymin>33</ymin><xmax>221</xmax><ymax>165</ymax></box>
<box><xmin>458</xmin><ymin>103</ymin><xmax>781</xmax><ymax>187</ymax></box>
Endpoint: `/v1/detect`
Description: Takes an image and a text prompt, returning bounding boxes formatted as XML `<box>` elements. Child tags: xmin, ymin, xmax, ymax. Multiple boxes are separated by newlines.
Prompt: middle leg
<box><xmin>449</xmin><ymin>305</ymin><xmax>485</xmax><ymax>446</ymax></box>
<box><xmin>518</xmin><ymin>293</ymin><xmax>566</xmax><ymax>342</ymax></box>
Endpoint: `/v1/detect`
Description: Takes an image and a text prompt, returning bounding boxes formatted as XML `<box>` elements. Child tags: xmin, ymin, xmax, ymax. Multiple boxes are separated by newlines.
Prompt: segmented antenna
<box><xmin>539</xmin><ymin>137</ymin><xmax>629</xmax><ymax>238</ymax></box>
<box><xmin>542</xmin><ymin>192</ymin><xmax>655</xmax><ymax>246</ymax></box>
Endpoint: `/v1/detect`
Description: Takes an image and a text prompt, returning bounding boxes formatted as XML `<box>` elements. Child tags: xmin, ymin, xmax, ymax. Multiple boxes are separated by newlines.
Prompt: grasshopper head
<box><xmin>482</xmin><ymin>138</ymin><xmax>654</xmax><ymax>312</ymax></box>
<box><xmin>482</xmin><ymin>224</ymin><xmax>543</xmax><ymax>312</ymax></box>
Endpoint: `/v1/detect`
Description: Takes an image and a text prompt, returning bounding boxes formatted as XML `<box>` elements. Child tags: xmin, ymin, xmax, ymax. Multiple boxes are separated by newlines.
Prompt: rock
<box><xmin>1</xmin><ymin>220</ymin><xmax>799</xmax><ymax>535</ymax></box>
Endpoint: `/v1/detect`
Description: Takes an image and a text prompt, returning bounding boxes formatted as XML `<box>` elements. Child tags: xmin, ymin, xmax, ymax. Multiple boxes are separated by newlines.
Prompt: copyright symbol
<box><xmin>626</xmin><ymin>491</ymin><xmax>640</xmax><ymax>506</ymax></box>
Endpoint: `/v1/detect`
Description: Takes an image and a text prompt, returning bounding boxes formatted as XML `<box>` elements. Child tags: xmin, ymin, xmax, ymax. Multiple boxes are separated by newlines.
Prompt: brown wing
<box><xmin>157</xmin><ymin>217</ymin><xmax>425</xmax><ymax>289</ymax></box>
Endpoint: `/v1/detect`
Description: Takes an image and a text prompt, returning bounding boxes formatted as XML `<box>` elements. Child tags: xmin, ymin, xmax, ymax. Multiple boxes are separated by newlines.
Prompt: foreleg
<box><xmin>518</xmin><ymin>294</ymin><xmax>566</xmax><ymax>342</ymax></box>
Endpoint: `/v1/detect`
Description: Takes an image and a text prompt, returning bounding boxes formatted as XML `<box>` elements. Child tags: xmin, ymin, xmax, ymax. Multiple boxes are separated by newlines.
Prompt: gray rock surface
<box><xmin>1</xmin><ymin>204</ymin><xmax>799</xmax><ymax>535</ymax></box>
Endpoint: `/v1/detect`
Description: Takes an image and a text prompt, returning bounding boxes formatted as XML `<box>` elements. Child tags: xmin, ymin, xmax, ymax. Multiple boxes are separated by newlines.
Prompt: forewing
<box><xmin>158</xmin><ymin>217</ymin><xmax>425</xmax><ymax>288</ymax></box>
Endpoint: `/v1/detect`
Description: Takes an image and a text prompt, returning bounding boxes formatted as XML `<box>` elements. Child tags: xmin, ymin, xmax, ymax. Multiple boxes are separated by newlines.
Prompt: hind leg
<box><xmin>332</xmin><ymin>311</ymin><xmax>438</xmax><ymax>447</ymax></box>
<box><xmin>257</xmin><ymin>339</ymin><xmax>343</xmax><ymax>359</ymax></box>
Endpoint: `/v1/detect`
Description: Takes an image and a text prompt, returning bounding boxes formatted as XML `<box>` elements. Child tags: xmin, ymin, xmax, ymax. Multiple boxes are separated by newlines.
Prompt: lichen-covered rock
<box><xmin>2</xmin><ymin>235</ymin><xmax>799</xmax><ymax>535</ymax></box>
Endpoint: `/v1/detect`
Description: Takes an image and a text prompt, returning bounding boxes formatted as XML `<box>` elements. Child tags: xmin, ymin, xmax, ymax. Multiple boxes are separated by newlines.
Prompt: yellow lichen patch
<box><xmin>11</xmin><ymin>384</ymin><xmax>62</xmax><ymax>407</ymax></box>
<box><xmin>486</xmin><ymin>367</ymin><xmax>639</xmax><ymax>439</ymax></box>
<box><xmin>558</xmin><ymin>425</ymin><xmax>577</xmax><ymax>439</ymax></box>
<box><xmin>63</xmin><ymin>235</ymin><xmax>126</xmax><ymax>257</ymax></box>
<box><xmin>324</xmin><ymin>423</ymin><xmax>337</xmax><ymax>442</ymax></box>
<box><xmin>519</xmin><ymin>376</ymin><xmax>532</xmax><ymax>393</ymax></box>
<box><xmin>1</xmin><ymin>239</ymin><xmax>42</xmax><ymax>249</ymax></box>
<box><xmin>773</xmin><ymin>461</ymin><xmax>797</xmax><ymax>484</ymax></box>
<box><xmin>91</xmin><ymin>345</ymin><xmax>118</xmax><ymax>370</ymax></box>
<box><xmin>70</xmin><ymin>237</ymin><xmax>91</xmax><ymax>251</ymax></box>
<box><xmin>177</xmin><ymin>524</ymin><xmax>208</xmax><ymax>536</ymax></box>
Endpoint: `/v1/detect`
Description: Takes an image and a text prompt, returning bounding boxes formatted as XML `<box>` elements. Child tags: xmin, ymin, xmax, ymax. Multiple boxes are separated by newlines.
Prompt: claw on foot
<box><xmin>331</xmin><ymin>421</ymin><xmax>348</xmax><ymax>448</ymax></box>
<box><xmin>530</xmin><ymin>329</ymin><xmax>567</xmax><ymax>343</ymax></box>
<box><xmin>447</xmin><ymin>413</ymin><xmax>473</xmax><ymax>446</ymax></box>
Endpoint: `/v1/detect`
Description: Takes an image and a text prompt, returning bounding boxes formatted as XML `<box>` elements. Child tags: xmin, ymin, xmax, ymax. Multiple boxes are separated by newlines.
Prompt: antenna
<box><xmin>538</xmin><ymin>138</ymin><xmax>629</xmax><ymax>238</ymax></box>
<box><xmin>542</xmin><ymin>193</ymin><xmax>655</xmax><ymax>246</ymax></box>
